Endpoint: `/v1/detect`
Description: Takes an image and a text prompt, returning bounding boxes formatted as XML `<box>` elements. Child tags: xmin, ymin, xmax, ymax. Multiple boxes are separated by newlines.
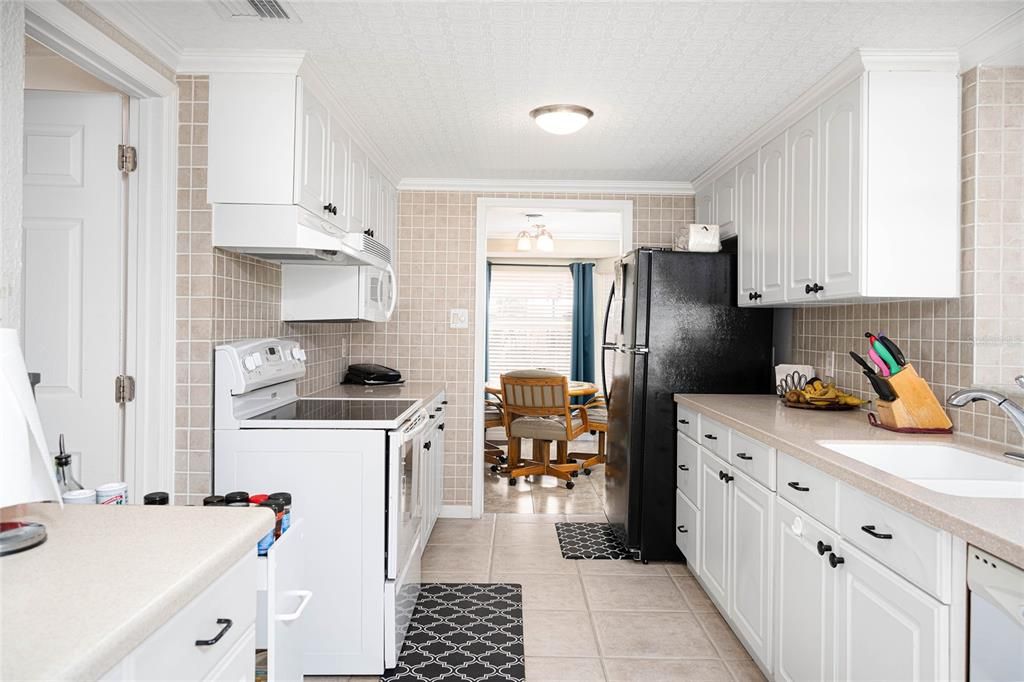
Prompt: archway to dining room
<box><xmin>472</xmin><ymin>198</ymin><xmax>632</xmax><ymax>519</ymax></box>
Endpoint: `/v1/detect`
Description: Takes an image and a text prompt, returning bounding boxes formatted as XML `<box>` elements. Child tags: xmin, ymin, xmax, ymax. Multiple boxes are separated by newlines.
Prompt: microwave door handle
<box><xmin>384</xmin><ymin>263</ymin><xmax>397</xmax><ymax>318</ymax></box>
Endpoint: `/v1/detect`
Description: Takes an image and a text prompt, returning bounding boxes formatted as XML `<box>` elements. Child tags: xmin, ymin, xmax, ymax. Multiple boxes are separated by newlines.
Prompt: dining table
<box><xmin>484</xmin><ymin>380</ymin><xmax>600</xmax><ymax>398</ymax></box>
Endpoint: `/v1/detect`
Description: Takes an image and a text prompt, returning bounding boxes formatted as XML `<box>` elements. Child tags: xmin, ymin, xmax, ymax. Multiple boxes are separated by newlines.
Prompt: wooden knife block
<box><xmin>875</xmin><ymin>364</ymin><xmax>953</xmax><ymax>431</ymax></box>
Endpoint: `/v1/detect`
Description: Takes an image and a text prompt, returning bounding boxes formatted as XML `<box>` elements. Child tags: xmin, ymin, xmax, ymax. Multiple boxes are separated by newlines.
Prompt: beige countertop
<box><xmin>311</xmin><ymin>381</ymin><xmax>445</xmax><ymax>402</ymax></box>
<box><xmin>0</xmin><ymin>503</ymin><xmax>273</xmax><ymax>681</ymax></box>
<box><xmin>673</xmin><ymin>394</ymin><xmax>1024</xmax><ymax>566</ymax></box>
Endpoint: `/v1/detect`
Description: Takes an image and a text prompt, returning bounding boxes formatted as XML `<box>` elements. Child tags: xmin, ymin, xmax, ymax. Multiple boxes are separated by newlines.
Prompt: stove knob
<box><xmin>243</xmin><ymin>355</ymin><xmax>256</xmax><ymax>371</ymax></box>
<box><xmin>292</xmin><ymin>348</ymin><xmax>306</xmax><ymax>361</ymax></box>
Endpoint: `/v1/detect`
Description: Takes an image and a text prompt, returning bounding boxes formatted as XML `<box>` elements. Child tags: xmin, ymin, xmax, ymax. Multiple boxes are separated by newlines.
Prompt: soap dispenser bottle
<box><xmin>54</xmin><ymin>434</ymin><xmax>83</xmax><ymax>493</ymax></box>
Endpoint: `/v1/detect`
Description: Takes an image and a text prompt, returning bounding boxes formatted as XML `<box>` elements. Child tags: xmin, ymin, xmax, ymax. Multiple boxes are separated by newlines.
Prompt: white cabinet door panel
<box><xmin>775</xmin><ymin>497</ymin><xmax>837</xmax><ymax>682</ymax></box>
<box><xmin>819</xmin><ymin>78</ymin><xmax>862</xmax><ymax>299</ymax></box>
<box><xmin>296</xmin><ymin>86</ymin><xmax>329</xmax><ymax>217</ymax></box>
<box><xmin>349</xmin><ymin>143</ymin><xmax>368</xmax><ymax>234</ymax></box>
<box><xmin>328</xmin><ymin>119</ymin><xmax>351</xmax><ymax>229</ymax></box>
<box><xmin>713</xmin><ymin>168</ymin><xmax>736</xmax><ymax>238</ymax></box>
<box><xmin>835</xmin><ymin>542</ymin><xmax>949</xmax><ymax>682</ymax></box>
<box><xmin>699</xmin><ymin>453</ymin><xmax>731</xmax><ymax>610</ymax></box>
<box><xmin>729</xmin><ymin>472</ymin><xmax>773</xmax><ymax>670</ymax></box>
<box><xmin>736</xmin><ymin>152</ymin><xmax>759</xmax><ymax>305</ymax></box>
<box><xmin>786</xmin><ymin>108</ymin><xmax>820</xmax><ymax>301</ymax></box>
<box><xmin>696</xmin><ymin>183</ymin><xmax>715</xmax><ymax>225</ymax></box>
<box><xmin>759</xmin><ymin>132</ymin><xmax>787</xmax><ymax>303</ymax></box>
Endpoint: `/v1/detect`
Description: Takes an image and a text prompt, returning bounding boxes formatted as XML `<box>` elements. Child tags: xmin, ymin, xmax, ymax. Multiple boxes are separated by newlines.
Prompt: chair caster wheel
<box><xmin>490</xmin><ymin>465</ymin><xmax>499</xmax><ymax>473</ymax></box>
<box><xmin>590</xmin><ymin>430</ymin><xmax>596</xmax><ymax>435</ymax></box>
<box><xmin>570</xmin><ymin>470</ymin><xmax>579</xmax><ymax>478</ymax></box>
<box><xmin>499</xmin><ymin>455</ymin><xmax>508</xmax><ymax>464</ymax></box>
<box><xmin>509</xmin><ymin>478</ymin><xmax>517</xmax><ymax>486</ymax></box>
<box><xmin>566</xmin><ymin>481</ymin><xmax>575</xmax><ymax>490</ymax></box>
<box><xmin>584</xmin><ymin>468</ymin><xmax>592</xmax><ymax>476</ymax></box>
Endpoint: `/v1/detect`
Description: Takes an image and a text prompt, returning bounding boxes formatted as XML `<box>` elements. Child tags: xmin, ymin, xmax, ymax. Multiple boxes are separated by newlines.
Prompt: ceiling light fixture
<box><xmin>516</xmin><ymin>214</ymin><xmax>556</xmax><ymax>252</ymax></box>
<box><xmin>529</xmin><ymin>104</ymin><xmax>594</xmax><ymax>135</ymax></box>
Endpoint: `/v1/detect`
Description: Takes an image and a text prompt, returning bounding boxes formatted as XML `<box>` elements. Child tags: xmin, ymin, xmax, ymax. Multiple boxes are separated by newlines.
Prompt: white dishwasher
<box><xmin>969</xmin><ymin>546</ymin><xmax>1024</xmax><ymax>681</ymax></box>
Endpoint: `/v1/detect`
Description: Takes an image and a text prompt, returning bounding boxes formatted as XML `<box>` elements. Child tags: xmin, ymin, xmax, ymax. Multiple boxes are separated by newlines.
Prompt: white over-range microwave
<box><xmin>281</xmin><ymin>264</ymin><xmax>396</xmax><ymax>322</ymax></box>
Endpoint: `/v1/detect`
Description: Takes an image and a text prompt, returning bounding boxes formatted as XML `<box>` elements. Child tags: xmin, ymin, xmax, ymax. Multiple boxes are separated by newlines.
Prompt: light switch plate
<box><xmin>450</xmin><ymin>308</ymin><xmax>469</xmax><ymax>329</ymax></box>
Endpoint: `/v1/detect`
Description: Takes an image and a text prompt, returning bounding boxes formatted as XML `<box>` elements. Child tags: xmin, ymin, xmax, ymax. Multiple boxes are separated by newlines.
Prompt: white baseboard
<box><xmin>439</xmin><ymin>504</ymin><xmax>474</xmax><ymax>519</ymax></box>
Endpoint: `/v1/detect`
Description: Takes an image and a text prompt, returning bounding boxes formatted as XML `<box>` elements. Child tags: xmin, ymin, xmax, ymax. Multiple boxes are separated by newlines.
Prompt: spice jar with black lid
<box><xmin>143</xmin><ymin>491</ymin><xmax>169</xmax><ymax>505</ymax></box>
<box><xmin>257</xmin><ymin>498</ymin><xmax>285</xmax><ymax>555</ymax></box>
<box><xmin>203</xmin><ymin>495</ymin><xmax>226</xmax><ymax>506</ymax></box>
<box><xmin>224</xmin><ymin>491</ymin><xmax>250</xmax><ymax>507</ymax></box>
<box><xmin>268</xmin><ymin>492</ymin><xmax>292</xmax><ymax>532</ymax></box>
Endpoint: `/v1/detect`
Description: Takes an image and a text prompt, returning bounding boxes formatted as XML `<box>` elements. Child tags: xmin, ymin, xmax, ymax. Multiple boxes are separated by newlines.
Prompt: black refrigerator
<box><xmin>602</xmin><ymin>247</ymin><xmax>774</xmax><ymax>562</ymax></box>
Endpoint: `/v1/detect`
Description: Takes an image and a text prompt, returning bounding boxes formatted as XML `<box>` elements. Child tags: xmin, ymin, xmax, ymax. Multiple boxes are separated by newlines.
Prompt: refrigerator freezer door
<box><xmin>604</xmin><ymin>345</ymin><xmax>647</xmax><ymax>554</ymax></box>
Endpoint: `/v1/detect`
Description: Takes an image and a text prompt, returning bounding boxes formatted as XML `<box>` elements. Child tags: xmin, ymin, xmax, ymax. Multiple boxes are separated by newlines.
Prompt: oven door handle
<box><xmin>400</xmin><ymin>409</ymin><xmax>431</xmax><ymax>440</ymax></box>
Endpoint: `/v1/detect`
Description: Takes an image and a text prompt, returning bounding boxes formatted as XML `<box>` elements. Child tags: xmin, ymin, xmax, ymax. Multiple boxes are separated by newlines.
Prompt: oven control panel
<box><xmin>215</xmin><ymin>337</ymin><xmax>305</xmax><ymax>394</ymax></box>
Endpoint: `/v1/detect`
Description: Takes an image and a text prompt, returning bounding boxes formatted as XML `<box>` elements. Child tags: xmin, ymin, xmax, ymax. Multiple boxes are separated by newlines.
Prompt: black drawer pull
<box><xmin>441</xmin><ymin>400</ymin><xmax>448</xmax><ymax>405</ymax></box>
<box><xmin>787</xmin><ymin>481</ymin><xmax>810</xmax><ymax>492</ymax></box>
<box><xmin>195</xmin><ymin>618</ymin><xmax>233</xmax><ymax>646</ymax></box>
<box><xmin>828</xmin><ymin>553</ymin><xmax>845</xmax><ymax>569</ymax></box>
<box><xmin>677</xmin><ymin>525</ymin><xmax>688</xmax><ymax>533</ymax></box>
<box><xmin>704</xmin><ymin>434</ymin><xmax>718</xmax><ymax>441</ymax></box>
<box><xmin>719</xmin><ymin>471</ymin><xmax>734</xmax><ymax>483</ymax></box>
<box><xmin>439</xmin><ymin>423</ymin><xmax>445</xmax><ymax>431</ymax></box>
<box><xmin>816</xmin><ymin>540</ymin><xmax>832</xmax><ymax>556</ymax></box>
<box><xmin>678</xmin><ymin>419</ymin><xmax>689</xmax><ymax>425</ymax></box>
<box><xmin>678</xmin><ymin>464</ymin><xmax>689</xmax><ymax>471</ymax></box>
<box><xmin>861</xmin><ymin>525</ymin><xmax>893</xmax><ymax>540</ymax></box>
<box><xmin>736</xmin><ymin>452</ymin><xmax>753</xmax><ymax>460</ymax></box>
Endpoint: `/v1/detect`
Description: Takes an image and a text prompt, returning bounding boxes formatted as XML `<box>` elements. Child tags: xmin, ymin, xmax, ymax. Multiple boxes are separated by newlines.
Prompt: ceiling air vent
<box><xmin>210</xmin><ymin>0</ymin><xmax>299</xmax><ymax>22</ymax></box>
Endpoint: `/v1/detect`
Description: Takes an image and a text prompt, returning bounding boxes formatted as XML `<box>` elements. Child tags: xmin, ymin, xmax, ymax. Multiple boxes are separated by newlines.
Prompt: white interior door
<box><xmin>23</xmin><ymin>90</ymin><xmax>126</xmax><ymax>488</ymax></box>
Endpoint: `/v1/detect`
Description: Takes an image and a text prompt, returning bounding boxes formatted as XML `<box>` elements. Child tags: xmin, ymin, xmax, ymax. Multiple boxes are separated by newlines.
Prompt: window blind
<box><xmin>487</xmin><ymin>265</ymin><xmax>574</xmax><ymax>383</ymax></box>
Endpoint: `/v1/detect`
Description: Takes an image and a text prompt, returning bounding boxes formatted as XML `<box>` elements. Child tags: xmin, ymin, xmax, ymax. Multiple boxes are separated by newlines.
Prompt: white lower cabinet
<box><xmin>699</xmin><ymin>452</ymin><xmax>731</xmax><ymax>609</ymax></box>
<box><xmin>206</xmin><ymin>625</ymin><xmax>258</xmax><ymax>682</ymax></box>
<box><xmin>675</xmin><ymin>489</ymin><xmax>700</xmax><ymax>576</ymax></box>
<box><xmin>835</xmin><ymin>542</ymin><xmax>949</xmax><ymax>681</ymax></box>
<box><xmin>729</xmin><ymin>471</ymin><xmax>774</xmax><ymax>670</ymax></box>
<box><xmin>775</xmin><ymin>497</ymin><xmax>837</xmax><ymax>682</ymax></box>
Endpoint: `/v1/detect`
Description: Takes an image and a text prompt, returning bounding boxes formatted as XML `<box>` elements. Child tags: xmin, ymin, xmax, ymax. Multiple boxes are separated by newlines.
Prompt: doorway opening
<box><xmin>473</xmin><ymin>199</ymin><xmax>632</xmax><ymax>517</ymax></box>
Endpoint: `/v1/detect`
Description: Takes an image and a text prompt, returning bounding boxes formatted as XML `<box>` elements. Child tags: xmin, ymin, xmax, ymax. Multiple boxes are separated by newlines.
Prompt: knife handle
<box><xmin>878</xmin><ymin>335</ymin><xmax>906</xmax><ymax>366</ymax></box>
<box><xmin>872</xmin><ymin>340</ymin><xmax>901</xmax><ymax>375</ymax></box>
<box><xmin>867</xmin><ymin>347</ymin><xmax>891</xmax><ymax>377</ymax></box>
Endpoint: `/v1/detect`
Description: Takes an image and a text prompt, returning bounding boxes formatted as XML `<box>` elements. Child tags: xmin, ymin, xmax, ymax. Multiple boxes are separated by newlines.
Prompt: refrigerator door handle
<box><xmin>601</xmin><ymin>280</ymin><xmax>616</xmax><ymax>400</ymax></box>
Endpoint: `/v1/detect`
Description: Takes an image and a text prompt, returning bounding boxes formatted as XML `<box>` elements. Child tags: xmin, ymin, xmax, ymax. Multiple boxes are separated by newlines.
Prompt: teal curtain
<box><xmin>485</xmin><ymin>261</ymin><xmax>493</xmax><ymax>382</ymax></box>
<box><xmin>569</xmin><ymin>262</ymin><xmax>595</xmax><ymax>401</ymax></box>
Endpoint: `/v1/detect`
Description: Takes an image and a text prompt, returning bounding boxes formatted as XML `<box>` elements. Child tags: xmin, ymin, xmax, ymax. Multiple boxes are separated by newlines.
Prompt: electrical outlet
<box><xmin>825</xmin><ymin>350</ymin><xmax>836</xmax><ymax>380</ymax></box>
<box><xmin>449</xmin><ymin>308</ymin><xmax>469</xmax><ymax>329</ymax></box>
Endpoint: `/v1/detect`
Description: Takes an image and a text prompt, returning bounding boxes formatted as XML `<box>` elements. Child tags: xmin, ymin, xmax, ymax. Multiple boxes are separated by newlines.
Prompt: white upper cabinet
<box><xmin>713</xmin><ymin>168</ymin><xmax>737</xmax><ymax>238</ymax></box>
<box><xmin>690</xmin><ymin>52</ymin><xmax>960</xmax><ymax>307</ymax></box>
<box><xmin>736</xmin><ymin>152</ymin><xmax>759</xmax><ymax>304</ymax></box>
<box><xmin>328</xmin><ymin>116</ymin><xmax>351</xmax><ymax>228</ymax></box>
<box><xmin>349</xmin><ymin>142</ymin><xmax>368</xmax><ymax>235</ymax></box>
<box><xmin>296</xmin><ymin>85</ymin><xmax>330</xmax><ymax>218</ymax></box>
<box><xmin>366</xmin><ymin>161</ymin><xmax>381</xmax><ymax>240</ymax></box>
<box><xmin>758</xmin><ymin>131</ymin><xmax>787</xmax><ymax>305</ymax></box>
<box><xmin>786</xmin><ymin>108</ymin><xmax>820</xmax><ymax>301</ymax></box>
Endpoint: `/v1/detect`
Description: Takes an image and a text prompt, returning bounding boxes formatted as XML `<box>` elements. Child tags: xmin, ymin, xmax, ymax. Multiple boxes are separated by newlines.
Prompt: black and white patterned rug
<box><xmin>555</xmin><ymin>522</ymin><xmax>633</xmax><ymax>560</ymax></box>
<box><xmin>382</xmin><ymin>583</ymin><xmax>525</xmax><ymax>682</ymax></box>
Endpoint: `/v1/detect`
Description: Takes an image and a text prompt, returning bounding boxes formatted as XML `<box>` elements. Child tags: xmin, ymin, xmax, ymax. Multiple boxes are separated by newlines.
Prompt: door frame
<box><xmin>471</xmin><ymin>197</ymin><xmax>633</xmax><ymax>518</ymax></box>
<box><xmin>24</xmin><ymin>1</ymin><xmax>178</xmax><ymax>499</ymax></box>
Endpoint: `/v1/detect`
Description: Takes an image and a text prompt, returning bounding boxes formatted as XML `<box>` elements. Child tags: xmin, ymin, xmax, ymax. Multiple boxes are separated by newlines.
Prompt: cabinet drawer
<box><xmin>777</xmin><ymin>451</ymin><xmax>838</xmax><ymax>530</ymax></box>
<box><xmin>730</xmin><ymin>430</ymin><xmax>776</xmax><ymax>491</ymax></box>
<box><xmin>698</xmin><ymin>417</ymin><xmax>729</xmax><ymax>457</ymax></box>
<box><xmin>676</xmin><ymin>432</ymin><xmax>701</xmax><ymax>509</ymax></box>
<box><xmin>675</xmin><ymin>489</ymin><xmax>700</xmax><ymax>575</ymax></box>
<box><xmin>127</xmin><ymin>553</ymin><xmax>257</xmax><ymax>681</ymax></box>
<box><xmin>675</xmin><ymin>404</ymin><xmax>699</xmax><ymax>442</ymax></box>
<box><xmin>838</xmin><ymin>484</ymin><xmax>952</xmax><ymax>603</ymax></box>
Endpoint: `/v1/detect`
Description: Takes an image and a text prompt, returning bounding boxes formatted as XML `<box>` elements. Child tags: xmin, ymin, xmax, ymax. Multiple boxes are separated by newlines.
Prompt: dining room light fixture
<box><xmin>516</xmin><ymin>215</ymin><xmax>556</xmax><ymax>252</ymax></box>
<box><xmin>529</xmin><ymin>104</ymin><xmax>594</xmax><ymax>135</ymax></box>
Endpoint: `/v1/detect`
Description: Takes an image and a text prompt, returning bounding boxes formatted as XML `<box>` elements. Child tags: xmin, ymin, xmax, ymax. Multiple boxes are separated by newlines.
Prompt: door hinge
<box><xmin>115</xmin><ymin>375</ymin><xmax>136</xmax><ymax>404</ymax></box>
<box><xmin>118</xmin><ymin>144</ymin><xmax>137</xmax><ymax>173</ymax></box>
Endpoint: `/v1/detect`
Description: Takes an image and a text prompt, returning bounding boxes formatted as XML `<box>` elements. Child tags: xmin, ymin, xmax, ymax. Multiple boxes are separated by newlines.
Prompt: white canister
<box><xmin>63</xmin><ymin>488</ymin><xmax>96</xmax><ymax>504</ymax></box>
<box><xmin>96</xmin><ymin>482</ymin><xmax>128</xmax><ymax>505</ymax></box>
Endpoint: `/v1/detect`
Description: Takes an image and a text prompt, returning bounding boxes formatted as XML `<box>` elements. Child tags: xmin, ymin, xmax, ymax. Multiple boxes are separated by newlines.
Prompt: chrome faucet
<box><xmin>947</xmin><ymin>376</ymin><xmax>1024</xmax><ymax>460</ymax></box>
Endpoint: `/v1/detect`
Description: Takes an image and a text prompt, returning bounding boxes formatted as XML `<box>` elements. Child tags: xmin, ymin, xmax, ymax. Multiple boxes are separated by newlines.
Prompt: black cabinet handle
<box><xmin>861</xmin><ymin>525</ymin><xmax>893</xmax><ymax>540</ymax></box>
<box><xmin>439</xmin><ymin>423</ymin><xmax>445</xmax><ymax>431</ymax></box>
<box><xmin>678</xmin><ymin>419</ymin><xmax>689</xmax><ymax>425</ymax></box>
<box><xmin>331</xmin><ymin>205</ymin><xmax>338</xmax><ymax>215</ymax></box>
<box><xmin>441</xmin><ymin>400</ymin><xmax>448</xmax><ymax>405</ymax></box>
<box><xmin>678</xmin><ymin>464</ymin><xmax>689</xmax><ymax>471</ymax></box>
<box><xmin>816</xmin><ymin>540</ymin><xmax>832</xmax><ymax>556</ymax></box>
<box><xmin>816</xmin><ymin>284</ymin><xmax>824</xmax><ymax>293</ymax></box>
<box><xmin>677</xmin><ymin>525</ymin><xmax>688</xmax><ymax>533</ymax></box>
<box><xmin>435</xmin><ymin>407</ymin><xmax>443</xmax><ymax>412</ymax></box>
<box><xmin>805</xmin><ymin>283</ymin><xmax>824</xmax><ymax>294</ymax></box>
<box><xmin>195</xmin><ymin>618</ymin><xmax>233</xmax><ymax>646</ymax></box>
<box><xmin>828</xmin><ymin>553</ymin><xmax>845</xmax><ymax>568</ymax></box>
<box><xmin>736</xmin><ymin>452</ymin><xmax>753</xmax><ymax>461</ymax></box>
<box><xmin>719</xmin><ymin>471</ymin><xmax>734</xmax><ymax>483</ymax></box>
<box><xmin>704</xmin><ymin>434</ymin><xmax>718</xmax><ymax>441</ymax></box>
<box><xmin>805</xmin><ymin>284</ymin><xmax>814</xmax><ymax>295</ymax></box>
<box><xmin>753</xmin><ymin>292</ymin><xmax>762</xmax><ymax>300</ymax></box>
<box><xmin>787</xmin><ymin>481</ymin><xmax>810</xmax><ymax>492</ymax></box>
<box><xmin>748</xmin><ymin>292</ymin><xmax>755</xmax><ymax>301</ymax></box>
<box><xmin>724</xmin><ymin>473</ymin><xmax>734</xmax><ymax>483</ymax></box>
<box><xmin>424</xmin><ymin>441</ymin><xmax>432</xmax><ymax>450</ymax></box>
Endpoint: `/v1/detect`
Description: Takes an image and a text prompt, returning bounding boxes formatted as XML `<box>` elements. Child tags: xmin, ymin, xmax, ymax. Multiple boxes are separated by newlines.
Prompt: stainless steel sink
<box><xmin>817</xmin><ymin>442</ymin><xmax>1024</xmax><ymax>499</ymax></box>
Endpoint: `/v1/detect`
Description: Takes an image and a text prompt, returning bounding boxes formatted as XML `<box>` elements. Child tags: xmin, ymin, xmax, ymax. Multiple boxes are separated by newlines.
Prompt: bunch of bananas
<box><xmin>784</xmin><ymin>379</ymin><xmax>866</xmax><ymax>408</ymax></box>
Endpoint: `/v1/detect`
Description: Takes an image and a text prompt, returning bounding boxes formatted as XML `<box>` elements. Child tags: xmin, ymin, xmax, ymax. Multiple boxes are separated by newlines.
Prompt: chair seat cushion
<box><xmin>509</xmin><ymin>415</ymin><xmax>583</xmax><ymax>440</ymax></box>
<box><xmin>586</xmin><ymin>407</ymin><xmax>607</xmax><ymax>424</ymax></box>
<box><xmin>484</xmin><ymin>406</ymin><xmax>502</xmax><ymax>419</ymax></box>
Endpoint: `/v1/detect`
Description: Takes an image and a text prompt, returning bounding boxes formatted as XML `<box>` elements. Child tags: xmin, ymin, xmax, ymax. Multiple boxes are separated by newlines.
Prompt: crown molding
<box><xmin>690</xmin><ymin>48</ymin><xmax>960</xmax><ymax>188</ymax></box>
<box><xmin>84</xmin><ymin>0</ymin><xmax>184</xmax><ymax>71</ymax></box>
<box><xmin>959</xmin><ymin>7</ymin><xmax>1024</xmax><ymax>70</ymax></box>
<box><xmin>396</xmin><ymin>178</ymin><xmax>695</xmax><ymax>195</ymax></box>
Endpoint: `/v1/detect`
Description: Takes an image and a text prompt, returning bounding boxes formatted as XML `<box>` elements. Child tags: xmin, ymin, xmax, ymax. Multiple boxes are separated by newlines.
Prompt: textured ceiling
<box><xmin>103</xmin><ymin>1</ymin><xmax>1020</xmax><ymax>182</ymax></box>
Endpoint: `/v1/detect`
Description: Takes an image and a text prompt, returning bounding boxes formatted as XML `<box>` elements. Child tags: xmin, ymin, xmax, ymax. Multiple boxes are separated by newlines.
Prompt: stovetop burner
<box><xmin>250</xmin><ymin>399</ymin><xmax>418</xmax><ymax>422</ymax></box>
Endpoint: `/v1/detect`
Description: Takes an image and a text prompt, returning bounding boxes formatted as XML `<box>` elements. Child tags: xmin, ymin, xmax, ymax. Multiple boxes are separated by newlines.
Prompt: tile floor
<box><xmin>307</xmin><ymin>513</ymin><xmax>766</xmax><ymax>682</ymax></box>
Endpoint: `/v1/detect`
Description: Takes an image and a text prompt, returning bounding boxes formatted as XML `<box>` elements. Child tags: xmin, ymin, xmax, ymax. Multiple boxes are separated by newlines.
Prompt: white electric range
<box><xmin>213</xmin><ymin>338</ymin><xmax>427</xmax><ymax>675</ymax></box>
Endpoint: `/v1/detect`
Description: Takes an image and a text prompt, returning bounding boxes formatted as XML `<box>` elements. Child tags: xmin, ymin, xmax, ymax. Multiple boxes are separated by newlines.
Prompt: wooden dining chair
<box><xmin>573</xmin><ymin>394</ymin><xmax>607</xmax><ymax>475</ymax></box>
<box><xmin>499</xmin><ymin>370</ymin><xmax>590</xmax><ymax>489</ymax></box>
<box><xmin>484</xmin><ymin>395</ymin><xmax>507</xmax><ymax>471</ymax></box>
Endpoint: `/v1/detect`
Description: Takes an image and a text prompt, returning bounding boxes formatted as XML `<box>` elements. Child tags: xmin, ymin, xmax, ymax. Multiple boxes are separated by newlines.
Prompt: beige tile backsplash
<box><xmin>348</xmin><ymin>191</ymin><xmax>693</xmax><ymax>506</ymax></box>
<box><xmin>793</xmin><ymin>66</ymin><xmax>1024</xmax><ymax>452</ymax></box>
<box><xmin>175</xmin><ymin>76</ymin><xmax>350</xmax><ymax>505</ymax></box>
